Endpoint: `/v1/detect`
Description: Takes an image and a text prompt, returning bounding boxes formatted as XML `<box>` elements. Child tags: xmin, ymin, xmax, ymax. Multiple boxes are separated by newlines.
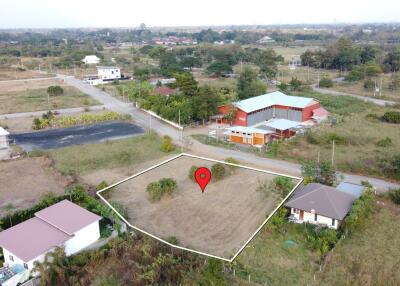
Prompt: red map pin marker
<box><xmin>194</xmin><ymin>167</ymin><xmax>211</xmax><ymax>193</ymax></box>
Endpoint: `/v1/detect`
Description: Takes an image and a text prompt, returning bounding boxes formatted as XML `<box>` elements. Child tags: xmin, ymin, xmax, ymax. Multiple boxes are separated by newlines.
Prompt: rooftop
<box><xmin>225</xmin><ymin>126</ymin><xmax>274</xmax><ymax>135</ymax></box>
<box><xmin>258</xmin><ymin>118</ymin><xmax>302</xmax><ymax>131</ymax></box>
<box><xmin>35</xmin><ymin>200</ymin><xmax>101</xmax><ymax>235</ymax></box>
<box><xmin>285</xmin><ymin>183</ymin><xmax>358</xmax><ymax>220</ymax></box>
<box><xmin>96</xmin><ymin>66</ymin><xmax>119</xmax><ymax>70</ymax></box>
<box><xmin>0</xmin><ymin>127</ymin><xmax>9</xmax><ymax>136</ymax></box>
<box><xmin>0</xmin><ymin>200</ymin><xmax>101</xmax><ymax>262</ymax></box>
<box><xmin>234</xmin><ymin>91</ymin><xmax>316</xmax><ymax>113</ymax></box>
<box><xmin>337</xmin><ymin>182</ymin><xmax>365</xmax><ymax>198</ymax></box>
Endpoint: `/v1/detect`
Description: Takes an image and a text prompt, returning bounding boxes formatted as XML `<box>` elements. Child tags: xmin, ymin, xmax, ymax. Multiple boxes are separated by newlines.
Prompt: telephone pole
<box><xmin>331</xmin><ymin>140</ymin><xmax>335</xmax><ymax>166</ymax></box>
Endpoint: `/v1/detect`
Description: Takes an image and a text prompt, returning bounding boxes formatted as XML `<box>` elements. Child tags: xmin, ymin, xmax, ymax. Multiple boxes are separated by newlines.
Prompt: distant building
<box><xmin>0</xmin><ymin>127</ymin><xmax>9</xmax><ymax>149</ymax></box>
<box><xmin>0</xmin><ymin>200</ymin><xmax>101</xmax><ymax>272</ymax></box>
<box><xmin>286</xmin><ymin>183</ymin><xmax>360</xmax><ymax>229</ymax></box>
<box><xmin>82</xmin><ymin>55</ymin><xmax>100</xmax><ymax>65</ymax></box>
<box><xmin>217</xmin><ymin>91</ymin><xmax>326</xmax><ymax>127</ymax></box>
<box><xmin>97</xmin><ymin>66</ymin><xmax>121</xmax><ymax>81</ymax></box>
<box><xmin>257</xmin><ymin>36</ymin><xmax>275</xmax><ymax>44</ymax></box>
<box><xmin>150</xmin><ymin>78</ymin><xmax>176</xmax><ymax>86</ymax></box>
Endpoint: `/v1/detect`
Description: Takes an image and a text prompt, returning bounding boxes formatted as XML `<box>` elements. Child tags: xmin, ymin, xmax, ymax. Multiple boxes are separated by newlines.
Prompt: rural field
<box><xmin>0</xmin><ymin>157</ymin><xmax>72</xmax><ymax>217</ymax></box>
<box><xmin>0</xmin><ymin>78</ymin><xmax>99</xmax><ymax>114</ymax></box>
<box><xmin>108</xmin><ymin>155</ymin><xmax>294</xmax><ymax>259</ymax></box>
<box><xmin>0</xmin><ymin>67</ymin><xmax>53</xmax><ymax>81</ymax></box>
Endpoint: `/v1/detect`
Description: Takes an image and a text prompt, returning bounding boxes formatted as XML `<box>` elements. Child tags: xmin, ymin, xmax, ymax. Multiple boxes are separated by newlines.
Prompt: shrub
<box><xmin>342</xmin><ymin>188</ymin><xmax>375</xmax><ymax>234</ymax></box>
<box><xmin>363</xmin><ymin>79</ymin><xmax>375</xmax><ymax>89</ymax></box>
<box><xmin>224</xmin><ymin>157</ymin><xmax>239</xmax><ymax>173</ymax></box>
<box><xmin>161</xmin><ymin>135</ymin><xmax>175</xmax><ymax>152</ymax></box>
<box><xmin>47</xmin><ymin>85</ymin><xmax>64</xmax><ymax>96</ymax></box>
<box><xmin>188</xmin><ymin>166</ymin><xmax>198</xmax><ymax>181</ymax></box>
<box><xmin>376</xmin><ymin>137</ymin><xmax>393</xmax><ymax>147</ymax></box>
<box><xmin>382</xmin><ymin>111</ymin><xmax>400</xmax><ymax>124</ymax></box>
<box><xmin>301</xmin><ymin>160</ymin><xmax>337</xmax><ymax>186</ymax></box>
<box><xmin>211</xmin><ymin>163</ymin><xmax>225</xmax><ymax>181</ymax></box>
<box><xmin>289</xmin><ymin>77</ymin><xmax>303</xmax><ymax>91</ymax></box>
<box><xmin>319</xmin><ymin>77</ymin><xmax>333</xmax><ymax>88</ymax></box>
<box><xmin>323</xmin><ymin>132</ymin><xmax>347</xmax><ymax>145</ymax></box>
<box><xmin>271</xmin><ymin>176</ymin><xmax>295</xmax><ymax>198</ymax></box>
<box><xmin>269</xmin><ymin>207</ymin><xmax>288</xmax><ymax>234</ymax></box>
<box><xmin>146</xmin><ymin>178</ymin><xmax>177</xmax><ymax>202</ymax></box>
<box><xmin>365</xmin><ymin>113</ymin><xmax>380</xmax><ymax>120</ymax></box>
<box><xmin>304</xmin><ymin>225</ymin><xmax>338</xmax><ymax>257</ymax></box>
<box><xmin>388</xmin><ymin>189</ymin><xmax>400</xmax><ymax>204</ymax></box>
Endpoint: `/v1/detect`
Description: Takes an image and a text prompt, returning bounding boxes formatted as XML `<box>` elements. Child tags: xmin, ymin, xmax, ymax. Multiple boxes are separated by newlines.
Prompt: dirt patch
<box><xmin>0</xmin><ymin>78</ymin><xmax>65</xmax><ymax>93</ymax></box>
<box><xmin>108</xmin><ymin>155</ymin><xmax>287</xmax><ymax>259</ymax></box>
<box><xmin>0</xmin><ymin>69</ymin><xmax>55</xmax><ymax>81</ymax></box>
<box><xmin>0</xmin><ymin>157</ymin><xmax>72</xmax><ymax>216</ymax></box>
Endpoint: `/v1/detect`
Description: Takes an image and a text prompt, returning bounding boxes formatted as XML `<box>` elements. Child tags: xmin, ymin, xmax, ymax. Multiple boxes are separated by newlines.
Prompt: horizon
<box><xmin>1</xmin><ymin>0</ymin><xmax>400</xmax><ymax>29</ymax></box>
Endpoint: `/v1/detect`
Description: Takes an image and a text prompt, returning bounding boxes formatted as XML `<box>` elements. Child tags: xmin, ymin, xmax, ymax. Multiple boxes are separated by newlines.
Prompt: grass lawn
<box><xmin>234</xmin><ymin>224</ymin><xmax>319</xmax><ymax>285</ymax></box>
<box><xmin>46</xmin><ymin>132</ymin><xmax>170</xmax><ymax>175</ymax></box>
<box><xmin>318</xmin><ymin>202</ymin><xmax>400</xmax><ymax>285</ymax></box>
<box><xmin>0</xmin><ymin>85</ymin><xmax>99</xmax><ymax>114</ymax></box>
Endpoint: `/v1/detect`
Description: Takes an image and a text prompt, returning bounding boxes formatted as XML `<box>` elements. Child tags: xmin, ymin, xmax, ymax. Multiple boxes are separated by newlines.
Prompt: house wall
<box><xmin>98</xmin><ymin>68</ymin><xmax>121</xmax><ymax>80</ymax></box>
<box><xmin>302</xmin><ymin>102</ymin><xmax>320</xmax><ymax>121</ymax></box>
<box><xmin>64</xmin><ymin>221</ymin><xmax>100</xmax><ymax>256</ymax></box>
<box><xmin>0</xmin><ymin>135</ymin><xmax>8</xmax><ymax>149</ymax></box>
<box><xmin>2</xmin><ymin>248</ymin><xmax>46</xmax><ymax>271</ymax></box>
<box><xmin>218</xmin><ymin>105</ymin><xmax>248</xmax><ymax>126</ymax></box>
<box><xmin>290</xmin><ymin>208</ymin><xmax>339</xmax><ymax>229</ymax></box>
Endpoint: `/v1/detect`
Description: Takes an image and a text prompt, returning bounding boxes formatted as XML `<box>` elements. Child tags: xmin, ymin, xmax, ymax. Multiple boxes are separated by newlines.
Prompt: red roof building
<box><xmin>217</xmin><ymin>91</ymin><xmax>326</xmax><ymax>127</ymax></box>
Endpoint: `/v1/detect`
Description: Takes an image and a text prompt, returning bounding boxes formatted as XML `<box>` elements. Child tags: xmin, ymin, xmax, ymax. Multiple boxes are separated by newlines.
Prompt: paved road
<box><xmin>63</xmin><ymin>75</ymin><xmax>399</xmax><ymax>192</ymax></box>
<box><xmin>11</xmin><ymin>121</ymin><xmax>144</xmax><ymax>151</ymax></box>
<box><xmin>0</xmin><ymin>105</ymin><xmax>105</xmax><ymax>120</ymax></box>
<box><xmin>311</xmin><ymin>83</ymin><xmax>397</xmax><ymax>107</ymax></box>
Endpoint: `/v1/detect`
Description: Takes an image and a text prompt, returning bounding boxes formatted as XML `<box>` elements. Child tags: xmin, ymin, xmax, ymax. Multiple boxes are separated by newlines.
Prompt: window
<box><xmin>9</xmin><ymin>255</ymin><xmax>14</xmax><ymax>262</ymax></box>
<box><xmin>23</xmin><ymin>263</ymin><xmax>28</xmax><ymax>270</ymax></box>
<box><xmin>293</xmin><ymin>208</ymin><xmax>299</xmax><ymax>214</ymax></box>
<box><xmin>331</xmin><ymin>218</ymin><xmax>335</xmax><ymax>226</ymax></box>
<box><xmin>314</xmin><ymin>213</ymin><xmax>318</xmax><ymax>221</ymax></box>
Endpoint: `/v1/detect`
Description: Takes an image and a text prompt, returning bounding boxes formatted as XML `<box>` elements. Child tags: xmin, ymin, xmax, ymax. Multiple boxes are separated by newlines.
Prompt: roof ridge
<box><xmin>323</xmin><ymin>189</ymin><xmax>341</xmax><ymax>218</ymax></box>
<box><xmin>286</xmin><ymin>184</ymin><xmax>324</xmax><ymax>204</ymax></box>
<box><xmin>34</xmin><ymin>213</ymin><xmax>73</xmax><ymax>236</ymax></box>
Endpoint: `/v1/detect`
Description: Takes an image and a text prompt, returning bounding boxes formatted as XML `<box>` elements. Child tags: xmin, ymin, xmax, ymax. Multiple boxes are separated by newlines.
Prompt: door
<box><xmin>299</xmin><ymin>210</ymin><xmax>304</xmax><ymax>220</ymax></box>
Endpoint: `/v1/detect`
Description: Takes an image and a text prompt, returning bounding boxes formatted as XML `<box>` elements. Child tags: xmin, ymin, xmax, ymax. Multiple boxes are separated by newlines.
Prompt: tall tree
<box><xmin>237</xmin><ymin>67</ymin><xmax>267</xmax><ymax>99</ymax></box>
<box><xmin>174</xmin><ymin>72</ymin><xmax>198</xmax><ymax>96</ymax></box>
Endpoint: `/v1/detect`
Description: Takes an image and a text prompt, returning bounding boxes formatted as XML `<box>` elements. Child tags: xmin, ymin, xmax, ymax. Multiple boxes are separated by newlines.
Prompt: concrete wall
<box><xmin>2</xmin><ymin>248</ymin><xmax>45</xmax><ymax>271</ymax></box>
<box><xmin>290</xmin><ymin>208</ymin><xmax>339</xmax><ymax>229</ymax></box>
<box><xmin>64</xmin><ymin>221</ymin><xmax>100</xmax><ymax>256</ymax></box>
<box><xmin>0</xmin><ymin>135</ymin><xmax>8</xmax><ymax>149</ymax></box>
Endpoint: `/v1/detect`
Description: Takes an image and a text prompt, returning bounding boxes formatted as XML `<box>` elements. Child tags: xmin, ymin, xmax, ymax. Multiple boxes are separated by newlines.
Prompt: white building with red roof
<box><xmin>0</xmin><ymin>200</ymin><xmax>101</xmax><ymax>272</ymax></box>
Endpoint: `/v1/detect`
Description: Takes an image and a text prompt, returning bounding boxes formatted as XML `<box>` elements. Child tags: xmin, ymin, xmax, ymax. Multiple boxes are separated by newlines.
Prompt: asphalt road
<box><xmin>61</xmin><ymin>75</ymin><xmax>400</xmax><ymax>192</ymax></box>
<box><xmin>11</xmin><ymin>121</ymin><xmax>144</xmax><ymax>151</ymax></box>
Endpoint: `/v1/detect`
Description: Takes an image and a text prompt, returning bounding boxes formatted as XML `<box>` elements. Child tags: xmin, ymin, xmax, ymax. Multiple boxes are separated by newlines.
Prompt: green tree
<box><xmin>389</xmin><ymin>73</ymin><xmax>400</xmax><ymax>90</ymax></box>
<box><xmin>290</xmin><ymin>77</ymin><xmax>303</xmax><ymax>91</ymax></box>
<box><xmin>206</xmin><ymin>61</ymin><xmax>233</xmax><ymax>76</ymax></box>
<box><xmin>199</xmin><ymin>259</ymin><xmax>227</xmax><ymax>286</ymax></box>
<box><xmin>191</xmin><ymin>85</ymin><xmax>221</xmax><ymax>124</ymax></box>
<box><xmin>223</xmin><ymin>104</ymin><xmax>237</xmax><ymax>125</ymax></box>
<box><xmin>174</xmin><ymin>72</ymin><xmax>198</xmax><ymax>96</ymax></box>
<box><xmin>319</xmin><ymin>77</ymin><xmax>333</xmax><ymax>88</ymax></box>
<box><xmin>301</xmin><ymin>160</ymin><xmax>337</xmax><ymax>186</ymax></box>
<box><xmin>47</xmin><ymin>85</ymin><xmax>64</xmax><ymax>96</ymax></box>
<box><xmin>159</xmin><ymin>52</ymin><xmax>182</xmax><ymax>76</ymax></box>
<box><xmin>237</xmin><ymin>67</ymin><xmax>266</xmax><ymax>99</ymax></box>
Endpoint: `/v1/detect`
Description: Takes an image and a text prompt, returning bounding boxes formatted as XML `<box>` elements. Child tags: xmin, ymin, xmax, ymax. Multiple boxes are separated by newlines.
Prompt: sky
<box><xmin>0</xmin><ymin>0</ymin><xmax>399</xmax><ymax>29</ymax></box>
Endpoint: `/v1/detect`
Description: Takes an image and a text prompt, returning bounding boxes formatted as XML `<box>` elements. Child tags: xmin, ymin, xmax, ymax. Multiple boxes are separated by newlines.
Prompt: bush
<box><xmin>146</xmin><ymin>178</ymin><xmax>177</xmax><ymax>202</ymax></box>
<box><xmin>211</xmin><ymin>163</ymin><xmax>225</xmax><ymax>181</ymax></box>
<box><xmin>363</xmin><ymin>79</ymin><xmax>375</xmax><ymax>89</ymax></box>
<box><xmin>271</xmin><ymin>176</ymin><xmax>295</xmax><ymax>198</ymax></box>
<box><xmin>224</xmin><ymin>157</ymin><xmax>239</xmax><ymax>173</ymax></box>
<box><xmin>188</xmin><ymin>166</ymin><xmax>198</xmax><ymax>181</ymax></box>
<box><xmin>301</xmin><ymin>160</ymin><xmax>337</xmax><ymax>186</ymax></box>
<box><xmin>388</xmin><ymin>189</ymin><xmax>400</xmax><ymax>204</ymax></box>
<box><xmin>303</xmin><ymin>225</ymin><xmax>338</xmax><ymax>257</ymax></box>
<box><xmin>365</xmin><ymin>113</ymin><xmax>380</xmax><ymax>120</ymax></box>
<box><xmin>47</xmin><ymin>85</ymin><xmax>64</xmax><ymax>96</ymax></box>
<box><xmin>376</xmin><ymin>137</ymin><xmax>393</xmax><ymax>147</ymax></box>
<box><xmin>319</xmin><ymin>77</ymin><xmax>333</xmax><ymax>88</ymax></box>
<box><xmin>161</xmin><ymin>135</ymin><xmax>175</xmax><ymax>152</ymax></box>
<box><xmin>323</xmin><ymin>132</ymin><xmax>347</xmax><ymax>145</ymax></box>
<box><xmin>382</xmin><ymin>111</ymin><xmax>400</xmax><ymax>124</ymax></box>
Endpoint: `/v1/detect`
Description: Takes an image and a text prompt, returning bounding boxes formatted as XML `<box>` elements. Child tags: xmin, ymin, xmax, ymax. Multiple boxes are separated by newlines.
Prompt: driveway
<box><xmin>11</xmin><ymin>121</ymin><xmax>144</xmax><ymax>151</ymax></box>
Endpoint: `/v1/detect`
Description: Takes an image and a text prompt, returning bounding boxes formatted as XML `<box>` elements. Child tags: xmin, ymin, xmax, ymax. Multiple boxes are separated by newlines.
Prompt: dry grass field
<box><xmin>0</xmin><ymin>68</ymin><xmax>54</xmax><ymax>81</ymax></box>
<box><xmin>108</xmin><ymin>155</ymin><xmax>291</xmax><ymax>259</ymax></box>
<box><xmin>0</xmin><ymin>78</ymin><xmax>99</xmax><ymax>114</ymax></box>
<box><xmin>0</xmin><ymin>157</ymin><xmax>72</xmax><ymax>217</ymax></box>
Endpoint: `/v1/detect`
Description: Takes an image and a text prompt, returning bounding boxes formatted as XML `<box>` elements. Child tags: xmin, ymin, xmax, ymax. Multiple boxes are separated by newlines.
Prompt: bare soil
<box><xmin>0</xmin><ymin>157</ymin><xmax>72</xmax><ymax>216</ymax></box>
<box><xmin>109</xmin><ymin>155</ymin><xmax>283</xmax><ymax>259</ymax></box>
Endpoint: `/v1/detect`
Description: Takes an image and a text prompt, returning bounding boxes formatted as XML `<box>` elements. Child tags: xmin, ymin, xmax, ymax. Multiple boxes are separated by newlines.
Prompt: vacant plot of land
<box><xmin>331</xmin><ymin>75</ymin><xmax>400</xmax><ymax>102</ymax></box>
<box><xmin>48</xmin><ymin>132</ymin><xmax>169</xmax><ymax>175</ymax></box>
<box><xmin>109</xmin><ymin>155</ymin><xmax>290</xmax><ymax>259</ymax></box>
<box><xmin>318</xmin><ymin>202</ymin><xmax>400</xmax><ymax>285</ymax></box>
<box><xmin>0</xmin><ymin>68</ymin><xmax>54</xmax><ymax>81</ymax></box>
<box><xmin>0</xmin><ymin>79</ymin><xmax>99</xmax><ymax>114</ymax></box>
<box><xmin>0</xmin><ymin>157</ymin><xmax>71</xmax><ymax>217</ymax></box>
<box><xmin>277</xmin><ymin>65</ymin><xmax>339</xmax><ymax>84</ymax></box>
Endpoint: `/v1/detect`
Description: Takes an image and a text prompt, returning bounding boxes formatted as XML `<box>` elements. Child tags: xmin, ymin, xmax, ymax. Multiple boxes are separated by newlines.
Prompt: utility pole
<box><xmin>379</xmin><ymin>77</ymin><xmax>383</xmax><ymax>97</ymax></box>
<box><xmin>331</xmin><ymin>140</ymin><xmax>335</xmax><ymax>166</ymax></box>
<box><xmin>179</xmin><ymin>110</ymin><xmax>183</xmax><ymax>152</ymax></box>
<box><xmin>317</xmin><ymin>150</ymin><xmax>320</xmax><ymax>163</ymax></box>
<box><xmin>149</xmin><ymin>113</ymin><xmax>152</xmax><ymax>132</ymax></box>
<box><xmin>317</xmin><ymin>69</ymin><xmax>320</xmax><ymax>88</ymax></box>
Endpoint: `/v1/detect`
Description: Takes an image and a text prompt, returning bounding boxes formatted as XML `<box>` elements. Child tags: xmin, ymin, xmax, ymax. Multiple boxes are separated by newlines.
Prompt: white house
<box><xmin>0</xmin><ymin>127</ymin><xmax>9</xmax><ymax>149</ymax></box>
<box><xmin>0</xmin><ymin>200</ymin><xmax>101</xmax><ymax>274</ymax></box>
<box><xmin>257</xmin><ymin>36</ymin><xmax>275</xmax><ymax>44</ymax></box>
<box><xmin>82</xmin><ymin>55</ymin><xmax>100</xmax><ymax>65</ymax></box>
<box><xmin>285</xmin><ymin>183</ymin><xmax>359</xmax><ymax>229</ymax></box>
<box><xmin>97</xmin><ymin>66</ymin><xmax>121</xmax><ymax>81</ymax></box>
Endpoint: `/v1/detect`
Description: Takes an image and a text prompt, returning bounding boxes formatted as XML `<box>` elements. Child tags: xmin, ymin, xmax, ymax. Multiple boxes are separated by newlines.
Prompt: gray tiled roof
<box><xmin>285</xmin><ymin>183</ymin><xmax>358</xmax><ymax>220</ymax></box>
